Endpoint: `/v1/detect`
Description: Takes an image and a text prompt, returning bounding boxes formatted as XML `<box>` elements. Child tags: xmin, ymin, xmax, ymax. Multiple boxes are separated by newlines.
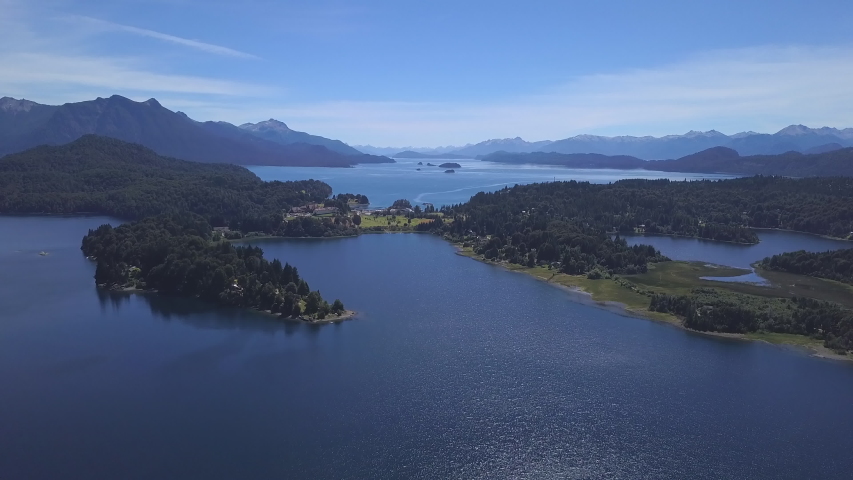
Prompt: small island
<box><xmin>438</xmin><ymin>162</ymin><xmax>461</xmax><ymax>169</ymax></box>
<box><xmin>444</xmin><ymin>169</ymin><xmax>456</xmax><ymax>173</ymax></box>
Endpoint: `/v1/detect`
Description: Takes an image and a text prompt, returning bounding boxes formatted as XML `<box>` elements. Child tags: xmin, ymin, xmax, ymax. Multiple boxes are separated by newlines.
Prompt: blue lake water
<box><xmin>3</xmin><ymin>215</ymin><xmax>853</xmax><ymax>479</ymax></box>
<box><xmin>622</xmin><ymin>230</ymin><xmax>853</xmax><ymax>283</ymax></box>
<box><xmin>250</xmin><ymin>160</ymin><xmax>737</xmax><ymax>207</ymax></box>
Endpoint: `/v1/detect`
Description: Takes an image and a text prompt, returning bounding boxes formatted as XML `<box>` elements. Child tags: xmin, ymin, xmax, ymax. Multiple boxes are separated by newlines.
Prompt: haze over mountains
<box><xmin>0</xmin><ymin>95</ymin><xmax>392</xmax><ymax>167</ymax></box>
<box><xmin>360</xmin><ymin>127</ymin><xmax>853</xmax><ymax>160</ymax></box>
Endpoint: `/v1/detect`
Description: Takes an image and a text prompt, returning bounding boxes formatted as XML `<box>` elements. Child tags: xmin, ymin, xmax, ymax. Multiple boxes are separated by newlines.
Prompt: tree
<box><xmin>304</xmin><ymin>291</ymin><xmax>322</xmax><ymax>315</ymax></box>
<box><xmin>281</xmin><ymin>294</ymin><xmax>297</xmax><ymax>317</ymax></box>
<box><xmin>391</xmin><ymin>199</ymin><xmax>412</xmax><ymax>209</ymax></box>
<box><xmin>353</xmin><ymin>214</ymin><xmax>362</xmax><ymax>226</ymax></box>
<box><xmin>332</xmin><ymin>299</ymin><xmax>345</xmax><ymax>314</ymax></box>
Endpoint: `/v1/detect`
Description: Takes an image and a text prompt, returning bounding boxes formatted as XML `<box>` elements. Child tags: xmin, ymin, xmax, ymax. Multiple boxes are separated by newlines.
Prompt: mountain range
<box><xmin>392</xmin><ymin>150</ymin><xmax>470</xmax><ymax>160</ymax></box>
<box><xmin>482</xmin><ymin>146</ymin><xmax>853</xmax><ymax>177</ymax></box>
<box><xmin>362</xmin><ymin>126</ymin><xmax>853</xmax><ymax>160</ymax></box>
<box><xmin>0</xmin><ymin>95</ymin><xmax>392</xmax><ymax>167</ymax></box>
<box><xmin>4</xmin><ymin>94</ymin><xmax>853</xmax><ymax>167</ymax></box>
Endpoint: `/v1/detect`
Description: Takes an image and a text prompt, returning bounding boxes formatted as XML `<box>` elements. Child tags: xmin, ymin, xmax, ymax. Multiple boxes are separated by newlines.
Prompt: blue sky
<box><xmin>2</xmin><ymin>0</ymin><xmax>853</xmax><ymax>146</ymax></box>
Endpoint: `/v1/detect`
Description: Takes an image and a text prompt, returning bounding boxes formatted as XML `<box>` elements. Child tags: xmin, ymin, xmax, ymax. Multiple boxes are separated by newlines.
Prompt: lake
<box><xmin>250</xmin><ymin>159</ymin><xmax>737</xmax><ymax>207</ymax></box>
<box><xmin>622</xmin><ymin>230</ymin><xmax>853</xmax><ymax>270</ymax></box>
<box><xmin>2</xmin><ymin>215</ymin><xmax>853</xmax><ymax>479</ymax></box>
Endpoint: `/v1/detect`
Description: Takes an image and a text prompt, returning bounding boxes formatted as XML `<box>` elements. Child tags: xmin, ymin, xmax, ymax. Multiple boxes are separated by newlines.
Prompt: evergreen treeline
<box><xmin>0</xmin><ymin>135</ymin><xmax>356</xmax><ymax>235</ymax></box>
<box><xmin>448</xmin><ymin>177</ymin><xmax>853</xmax><ymax>241</ymax></box>
<box><xmin>760</xmin><ymin>248</ymin><xmax>853</xmax><ymax>285</ymax></box>
<box><xmin>423</xmin><ymin>177</ymin><xmax>853</xmax><ymax>276</ymax></box>
<box><xmin>81</xmin><ymin>213</ymin><xmax>345</xmax><ymax>319</ymax></box>
<box><xmin>650</xmin><ymin>289</ymin><xmax>853</xmax><ymax>352</ymax></box>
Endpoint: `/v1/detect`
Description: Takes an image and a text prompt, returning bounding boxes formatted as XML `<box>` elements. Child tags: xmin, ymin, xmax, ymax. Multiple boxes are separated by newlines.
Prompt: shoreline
<box><xmin>618</xmin><ymin>231</ymin><xmax>759</xmax><ymax>245</ymax></box>
<box><xmin>749</xmin><ymin>227</ymin><xmax>852</xmax><ymax>243</ymax></box>
<box><xmin>99</xmin><ymin>285</ymin><xmax>358</xmax><ymax>325</ymax></box>
<box><xmin>452</xmin><ymin>244</ymin><xmax>852</xmax><ymax>363</ymax></box>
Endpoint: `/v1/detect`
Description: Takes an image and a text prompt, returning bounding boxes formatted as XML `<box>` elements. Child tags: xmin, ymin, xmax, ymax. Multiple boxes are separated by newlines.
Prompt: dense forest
<box><xmin>0</xmin><ymin>135</ymin><xmax>359</xmax><ymax>236</ymax></box>
<box><xmin>760</xmin><ymin>248</ymin><xmax>853</xmax><ymax>286</ymax></box>
<box><xmin>481</xmin><ymin>145</ymin><xmax>853</xmax><ymax>177</ymax></box>
<box><xmin>428</xmin><ymin>178</ymin><xmax>853</xmax><ymax>273</ymax></box>
<box><xmin>81</xmin><ymin>213</ymin><xmax>345</xmax><ymax>319</ymax></box>
<box><xmin>650</xmin><ymin>289</ymin><xmax>853</xmax><ymax>352</ymax></box>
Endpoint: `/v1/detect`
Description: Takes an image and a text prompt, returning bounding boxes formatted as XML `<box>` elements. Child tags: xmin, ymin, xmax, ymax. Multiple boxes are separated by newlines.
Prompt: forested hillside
<box><xmin>0</xmin><ymin>135</ymin><xmax>357</xmax><ymax>235</ymax></box>
<box><xmin>421</xmin><ymin>176</ymin><xmax>853</xmax><ymax>276</ymax></box>
<box><xmin>760</xmin><ymin>249</ymin><xmax>853</xmax><ymax>285</ymax></box>
<box><xmin>81</xmin><ymin>214</ymin><xmax>345</xmax><ymax>319</ymax></box>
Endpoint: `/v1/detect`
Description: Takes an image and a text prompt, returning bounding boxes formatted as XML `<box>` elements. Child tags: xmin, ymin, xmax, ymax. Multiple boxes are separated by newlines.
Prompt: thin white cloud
<box><xmin>0</xmin><ymin>1</ymin><xmax>270</xmax><ymax>102</ymax></box>
<box><xmin>72</xmin><ymin>15</ymin><xmax>260</xmax><ymax>59</ymax></box>
<box><xmin>0</xmin><ymin>52</ymin><xmax>272</xmax><ymax>98</ymax></box>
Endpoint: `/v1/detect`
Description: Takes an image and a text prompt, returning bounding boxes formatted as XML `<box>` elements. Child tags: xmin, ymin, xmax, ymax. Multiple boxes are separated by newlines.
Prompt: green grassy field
<box><xmin>358</xmin><ymin>215</ymin><xmax>436</xmax><ymax>229</ymax></box>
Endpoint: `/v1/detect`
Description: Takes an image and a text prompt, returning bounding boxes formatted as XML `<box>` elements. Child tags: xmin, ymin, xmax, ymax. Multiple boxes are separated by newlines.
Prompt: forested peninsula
<box><xmin>82</xmin><ymin>214</ymin><xmax>349</xmax><ymax>321</ymax></box>
<box><xmin>421</xmin><ymin>178</ymin><xmax>853</xmax><ymax>354</ymax></box>
<box><xmin>434</xmin><ymin>176</ymin><xmax>853</xmax><ymax>246</ymax></box>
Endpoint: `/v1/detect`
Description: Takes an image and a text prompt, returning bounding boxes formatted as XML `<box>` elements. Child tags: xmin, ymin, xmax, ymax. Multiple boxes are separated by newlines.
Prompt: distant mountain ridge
<box><xmin>481</xmin><ymin>146</ymin><xmax>853</xmax><ymax>177</ymax></box>
<box><xmin>0</xmin><ymin>95</ymin><xmax>391</xmax><ymax>167</ymax></box>
<box><xmin>353</xmin><ymin>144</ymin><xmax>466</xmax><ymax>156</ymax></box>
<box><xmin>392</xmin><ymin>150</ymin><xmax>469</xmax><ymax>159</ymax></box>
<box><xmin>451</xmin><ymin>137</ymin><xmax>555</xmax><ymax>157</ymax></box>
<box><xmin>365</xmin><ymin>125</ymin><xmax>853</xmax><ymax>160</ymax></box>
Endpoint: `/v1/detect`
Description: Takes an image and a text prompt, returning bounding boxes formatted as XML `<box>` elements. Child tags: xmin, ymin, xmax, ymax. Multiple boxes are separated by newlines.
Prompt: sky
<box><xmin>2</xmin><ymin>0</ymin><xmax>853</xmax><ymax>146</ymax></box>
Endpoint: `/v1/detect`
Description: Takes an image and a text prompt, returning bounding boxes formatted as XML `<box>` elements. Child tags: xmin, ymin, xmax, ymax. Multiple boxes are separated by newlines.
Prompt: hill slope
<box><xmin>239</xmin><ymin>119</ymin><xmax>363</xmax><ymax>156</ymax></box>
<box><xmin>0</xmin><ymin>135</ymin><xmax>337</xmax><ymax>229</ymax></box>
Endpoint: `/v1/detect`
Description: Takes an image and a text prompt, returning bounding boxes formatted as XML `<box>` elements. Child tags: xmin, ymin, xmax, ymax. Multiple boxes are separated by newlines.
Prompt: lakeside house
<box><xmin>388</xmin><ymin>208</ymin><xmax>414</xmax><ymax>216</ymax></box>
<box><xmin>289</xmin><ymin>203</ymin><xmax>325</xmax><ymax>216</ymax></box>
<box><xmin>213</xmin><ymin>226</ymin><xmax>230</xmax><ymax>233</ymax></box>
<box><xmin>313</xmin><ymin>207</ymin><xmax>339</xmax><ymax>216</ymax></box>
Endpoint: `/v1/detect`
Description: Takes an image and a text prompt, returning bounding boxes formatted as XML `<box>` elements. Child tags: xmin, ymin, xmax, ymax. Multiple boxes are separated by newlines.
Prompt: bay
<box><xmin>2</xmin><ymin>215</ymin><xmax>853</xmax><ymax>479</ymax></box>
<box><xmin>249</xmin><ymin>159</ymin><xmax>736</xmax><ymax>207</ymax></box>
